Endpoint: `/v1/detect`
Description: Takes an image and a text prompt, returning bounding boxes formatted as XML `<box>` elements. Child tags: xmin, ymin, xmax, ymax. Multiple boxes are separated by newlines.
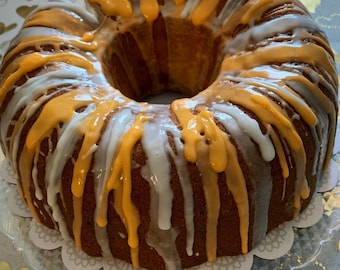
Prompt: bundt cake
<box><xmin>0</xmin><ymin>0</ymin><xmax>338</xmax><ymax>269</ymax></box>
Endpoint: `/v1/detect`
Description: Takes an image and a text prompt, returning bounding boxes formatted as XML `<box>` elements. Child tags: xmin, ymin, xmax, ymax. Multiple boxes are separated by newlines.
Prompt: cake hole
<box><xmin>142</xmin><ymin>90</ymin><xmax>187</xmax><ymax>104</ymax></box>
<box><xmin>105</xmin><ymin>16</ymin><xmax>223</xmax><ymax>104</ymax></box>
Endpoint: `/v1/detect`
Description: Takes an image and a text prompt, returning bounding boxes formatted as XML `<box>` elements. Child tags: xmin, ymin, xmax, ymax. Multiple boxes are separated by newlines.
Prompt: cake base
<box><xmin>1</xmin><ymin>158</ymin><xmax>339</xmax><ymax>270</ymax></box>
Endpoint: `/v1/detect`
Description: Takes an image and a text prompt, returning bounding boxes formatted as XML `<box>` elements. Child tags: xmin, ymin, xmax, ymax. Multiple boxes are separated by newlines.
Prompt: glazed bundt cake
<box><xmin>0</xmin><ymin>0</ymin><xmax>338</xmax><ymax>269</ymax></box>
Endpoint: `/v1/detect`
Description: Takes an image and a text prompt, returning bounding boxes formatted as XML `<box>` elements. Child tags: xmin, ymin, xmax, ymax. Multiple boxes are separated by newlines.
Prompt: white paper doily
<box><xmin>0</xmin><ymin>157</ymin><xmax>338</xmax><ymax>270</ymax></box>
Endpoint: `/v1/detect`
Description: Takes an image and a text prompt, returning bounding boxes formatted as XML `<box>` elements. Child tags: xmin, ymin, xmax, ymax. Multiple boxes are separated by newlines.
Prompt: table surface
<box><xmin>0</xmin><ymin>0</ymin><xmax>339</xmax><ymax>269</ymax></box>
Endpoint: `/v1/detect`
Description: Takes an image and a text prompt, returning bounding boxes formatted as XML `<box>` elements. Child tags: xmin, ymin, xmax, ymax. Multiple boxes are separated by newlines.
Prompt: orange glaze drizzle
<box><xmin>191</xmin><ymin>0</ymin><xmax>219</xmax><ymax>25</ymax></box>
<box><xmin>7</xmin><ymin>44</ymin><xmax>121</xmax><ymax>251</ymax></box>
<box><xmin>237</xmin><ymin>70</ymin><xmax>317</xmax><ymax>127</ymax></box>
<box><xmin>140</xmin><ymin>0</ymin><xmax>160</xmax><ymax>22</ymax></box>
<box><xmin>239</xmin><ymin>87</ymin><xmax>308</xmax><ymax>201</ymax></box>
<box><xmin>197</xmin><ymin>143</ymin><xmax>220</xmax><ymax>262</ymax></box>
<box><xmin>2</xmin><ymin>36</ymin><xmax>98</xmax><ymax>65</ymax></box>
<box><xmin>222</xmin><ymin>43</ymin><xmax>335</xmax><ymax>78</ymax></box>
<box><xmin>20</xmin><ymin>59</ymin><xmax>145</xmax><ymax>260</ymax></box>
<box><xmin>171</xmin><ymin>100</ymin><xmax>249</xmax><ymax>257</ymax></box>
<box><xmin>210</xmin><ymin>85</ymin><xmax>305</xmax><ymax>158</ymax></box>
<box><xmin>284</xmin><ymin>75</ymin><xmax>337</xmax><ymax>170</ymax></box>
<box><xmin>22</xmin><ymin>9</ymin><xmax>91</xmax><ymax>36</ymax></box>
<box><xmin>251</xmin><ymin>95</ymin><xmax>310</xmax><ymax>208</ymax></box>
<box><xmin>19</xmin><ymin>90</ymin><xmax>97</xmax><ymax>222</ymax></box>
<box><xmin>89</xmin><ymin>0</ymin><xmax>133</xmax><ymax>17</ymax></box>
<box><xmin>1</xmin><ymin>51</ymin><xmax>95</xmax><ymax>221</ymax></box>
<box><xmin>220</xmin><ymin>34</ymin><xmax>337</xmax><ymax>204</ymax></box>
<box><xmin>233</xmin><ymin>71</ymin><xmax>315</xmax><ymax>185</ymax></box>
<box><xmin>199</xmin><ymin>81</ymin><xmax>311</xmax><ymax>208</ymax></box>
<box><xmin>72</xmin><ymin>100</ymin><xmax>119</xmax><ymax>249</ymax></box>
<box><xmin>19</xmin><ymin>64</ymin><xmax>145</xmax><ymax>261</ymax></box>
<box><xmin>0</xmin><ymin>52</ymin><xmax>95</xmax><ymax>106</ymax></box>
<box><xmin>92</xmin><ymin>0</ymin><xmax>222</xmax><ymax>25</ymax></box>
<box><xmin>95</xmin><ymin>113</ymin><xmax>148</xmax><ymax>267</ymax></box>
<box><xmin>26</xmin><ymin>91</ymin><xmax>99</xmax><ymax>150</ymax></box>
<box><xmin>222</xmin><ymin>28</ymin><xmax>337</xmax><ymax>171</ymax></box>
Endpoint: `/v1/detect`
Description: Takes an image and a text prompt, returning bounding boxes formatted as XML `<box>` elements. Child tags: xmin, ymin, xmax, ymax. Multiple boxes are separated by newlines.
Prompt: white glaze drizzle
<box><xmin>213</xmin><ymin>102</ymin><xmax>275</xmax><ymax>162</ymax></box>
<box><xmin>142</xmin><ymin>120</ymin><xmax>174</xmax><ymax>230</ymax></box>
